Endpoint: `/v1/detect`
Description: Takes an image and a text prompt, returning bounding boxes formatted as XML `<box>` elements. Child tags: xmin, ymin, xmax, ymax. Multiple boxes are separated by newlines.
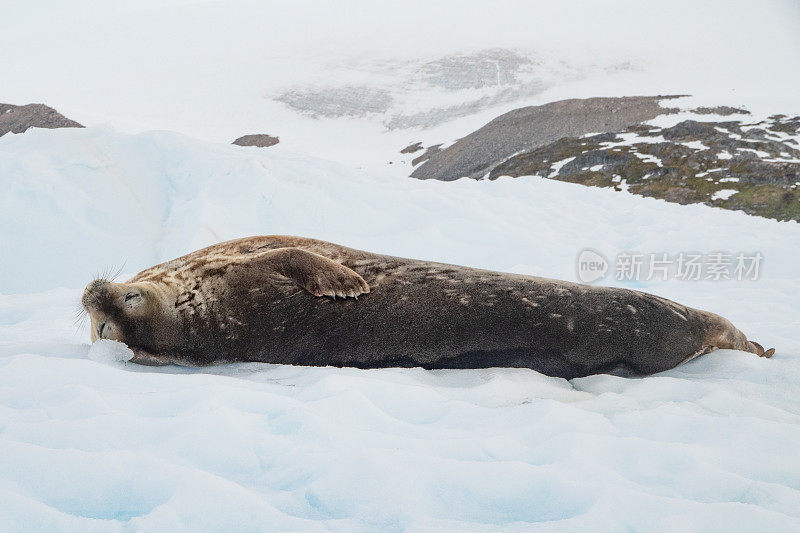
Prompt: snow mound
<box><xmin>87</xmin><ymin>339</ymin><xmax>134</xmax><ymax>365</ymax></box>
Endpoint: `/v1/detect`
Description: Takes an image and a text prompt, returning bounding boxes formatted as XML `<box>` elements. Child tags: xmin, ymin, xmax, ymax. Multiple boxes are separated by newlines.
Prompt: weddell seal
<box><xmin>81</xmin><ymin>235</ymin><xmax>774</xmax><ymax>378</ymax></box>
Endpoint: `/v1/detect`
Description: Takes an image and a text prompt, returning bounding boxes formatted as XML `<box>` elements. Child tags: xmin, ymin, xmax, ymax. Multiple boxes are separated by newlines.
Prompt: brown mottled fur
<box><xmin>82</xmin><ymin>236</ymin><xmax>772</xmax><ymax>378</ymax></box>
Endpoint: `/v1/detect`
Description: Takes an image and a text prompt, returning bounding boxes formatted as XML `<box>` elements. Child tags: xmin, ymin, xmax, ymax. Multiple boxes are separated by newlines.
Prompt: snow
<box><xmin>609</xmin><ymin>174</ymin><xmax>630</xmax><ymax>192</ymax></box>
<box><xmin>696</xmin><ymin>169</ymin><xmax>731</xmax><ymax>178</ymax></box>
<box><xmin>633</xmin><ymin>152</ymin><xmax>663</xmax><ymax>166</ymax></box>
<box><xmin>766</xmin><ymin>127</ymin><xmax>800</xmax><ymax>145</ymax></box>
<box><xmin>87</xmin><ymin>339</ymin><xmax>134</xmax><ymax>364</ymax></box>
<box><xmin>719</xmin><ymin>177</ymin><xmax>740</xmax><ymax>183</ymax></box>
<box><xmin>767</xmin><ymin>157</ymin><xmax>800</xmax><ymax>164</ymax></box>
<box><xmin>738</xmin><ymin>147</ymin><xmax>772</xmax><ymax>158</ymax></box>
<box><xmin>680</xmin><ymin>140</ymin><xmax>709</xmax><ymax>150</ymax></box>
<box><xmin>2</xmin><ymin>127</ymin><xmax>800</xmax><ymax>529</ymax></box>
<box><xmin>2</xmin><ymin>0</ymin><xmax>800</xmax><ymax>529</ymax></box>
<box><xmin>711</xmin><ymin>189</ymin><xmax>739</xmax><ymax>200</ymax></box>
<box><xmin>717</xmin><ymin>150</ymin><xmax>734</xmax><ymax>159</ymax></box>
<box><xmin>600</xmin><ymin>133</ymin><xmax>667</xmax><ymax>149</ymax></box>
<box><xmin>548</xmin><ymin>156</ymin><xmax>576</xmax><ymax>177</ymax></box>
<box><xmin>1</xmin><ymin>1</ymin><xmax>798</xmax><ymax>179</ymax></box>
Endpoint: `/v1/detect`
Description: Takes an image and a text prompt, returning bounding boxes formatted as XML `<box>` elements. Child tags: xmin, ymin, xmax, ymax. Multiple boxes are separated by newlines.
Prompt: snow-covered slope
<box><xmin>2</xmin><ymin>0</ymin><xmax>799</xmax><ymax>175</ymax></box>
<box><xmin>2</xmin><ymin>126</ymin><xmax>800</xmax><ymax>530</ymax></box>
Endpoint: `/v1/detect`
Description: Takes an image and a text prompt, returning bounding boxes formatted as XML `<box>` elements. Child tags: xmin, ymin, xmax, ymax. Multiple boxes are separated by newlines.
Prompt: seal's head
<box><xmin>81</xmin><ymin>279</ymin><xmax>162</xmax><ymax>344</ymax></box>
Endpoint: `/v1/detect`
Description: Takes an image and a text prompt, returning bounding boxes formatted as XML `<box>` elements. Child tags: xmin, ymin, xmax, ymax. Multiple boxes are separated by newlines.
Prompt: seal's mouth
<box><xmin>89</xmin><ymin>315</ymin><xmax>124</xmax><ymax>343</ymax></box>
<box><xmin>97</xmin><ymin>322</ymin><xmax>112</xmax><ymax>339</ymax></box>
<box><xmin>82</xmin><ymin>279</ymin><xmax>121</xmax><ymax>342</ymax></box>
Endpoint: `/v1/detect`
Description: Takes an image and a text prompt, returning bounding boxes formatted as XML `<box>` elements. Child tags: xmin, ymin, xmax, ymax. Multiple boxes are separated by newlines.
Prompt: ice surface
<box><xmin>1</xmin><ymin>127</ymin><xmax>800</xmax><ymax>530</ymax></box>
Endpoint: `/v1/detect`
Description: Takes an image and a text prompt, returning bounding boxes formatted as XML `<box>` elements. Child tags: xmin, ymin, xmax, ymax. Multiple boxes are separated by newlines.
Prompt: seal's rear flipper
<box><xmin>749</xmin><ymin>341</ymin><xmax>775</xmax><ymax>358</ymax></box>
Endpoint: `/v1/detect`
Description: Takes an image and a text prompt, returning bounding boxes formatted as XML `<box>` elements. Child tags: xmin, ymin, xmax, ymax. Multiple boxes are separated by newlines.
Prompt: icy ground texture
<box><xmin>2</xmin><ymin>127</ymin><xmax>800</xmax><ymax>530</ymax></box>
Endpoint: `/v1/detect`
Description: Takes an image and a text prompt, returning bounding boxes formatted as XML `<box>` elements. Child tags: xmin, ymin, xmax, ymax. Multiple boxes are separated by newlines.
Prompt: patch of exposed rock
<box><xmin>412</xmin><ymin>144</ymin><xmax>442</xmax><ymax>167</ymax></box>
<box><xmin>0</xmin><ymin>103</ymin><xmax>83</xmax><ymax>137</ymax></box>
<box><xmin>692</xmin><ymin>105</ymin><xmax>749</xmax><ymax>116</ymax></box>
<box><xmin>232</xmin><ymin>134</ymin><xmax>280</xmax><ymax>148</ymax></box>
<box><xmin>276</xmin><ymin>86</ymin><xmax>393</xmax><ymax>119</ymax></box>
<box><xmin>489</xmin><ymin>117</ymin><xmax>800</xmax><ymax>222</ymax></box>
<box><xmin>409</xmin><ymin>96</ymin><xmax>683</xmax><ymax>181</ymax></box>
<box><xmin>400</xmin><ymin>142</ymin><xmax>423</xmax><ymax>154</ymax></box>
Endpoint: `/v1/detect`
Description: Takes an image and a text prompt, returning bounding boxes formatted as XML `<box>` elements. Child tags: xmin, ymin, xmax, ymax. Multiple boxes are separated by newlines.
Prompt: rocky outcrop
<box><xmin>691</xmin><ymin>106</ymin><xmax>749</xmax><ymax>116</ymax></box>
<box><xmin>489</xmin><ymin>116</ymin><xmax>800</xmax><ymax>222</ymax></box>
<box><xmin>409</xmin><ymin>96</ymin><xmax>683</xmax><ymax>181</ymax></box>
<box><xmin>0</xmin><ymin>103</ymin><xmax>83</xmax><ymax>137</ymax></box>
<box><xmin>232</xmin><ymin>134</ymin><xmax>280</xmax><ymax>148</ymax></box>
<box><xmin>400</xmin><ymin>142</ymin><xmax>423</xmax><ymax>154</ymax></box>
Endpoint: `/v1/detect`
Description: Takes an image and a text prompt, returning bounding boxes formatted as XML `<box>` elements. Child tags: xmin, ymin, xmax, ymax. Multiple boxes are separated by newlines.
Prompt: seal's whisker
<box><xmin>73</xmin><ymin>304</ymin><xmax>89</xmax><ymax>330</ymax></box>
<box><xmin>73</xmin><ymin>313</ymin><xmax>87</xmax><ymax>328</ymax></box>
<box><xmin>109</xmin><ymin>262</ymin><xmax>126</xmax><ymax>282</ymax></box>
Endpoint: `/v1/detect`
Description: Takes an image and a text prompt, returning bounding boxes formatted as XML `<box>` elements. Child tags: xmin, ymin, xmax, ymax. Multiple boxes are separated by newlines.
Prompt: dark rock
<box><xmin>232</xmin><ymin>134</ymin><xmax>280</xmax><ymax>148</ymax></box>
<box><xmin>400</xmin><ymin>142</ymin><xmax>423</xmax><ymax>154</ymax></box>
<box><xmin>692</xmin><ymin>106</ymin><xmax>749</xmax><ymax>116</ymax></box>
<box><xmin>0</xmin><ymin>103</ymin><xmax>83</xmax><ymax>137</ymax></box>
<box><xmin>409</xmin><ymin>95</ymin><xmax>684</xmax><ymax>181</ymax></box>
<box><xmin>412</xmin><ymin>144</ymin><xmax>442</xmax><ymax>167</ymax></box>
<box><xmin>488</xmin><ymin>116</ymin><xmax>800</xmax><ymax>222</ymax></box>
<box><xmin>661</xmin><ymin>120</ymin><xmax>719</xmax><ymax>141</ymax></box>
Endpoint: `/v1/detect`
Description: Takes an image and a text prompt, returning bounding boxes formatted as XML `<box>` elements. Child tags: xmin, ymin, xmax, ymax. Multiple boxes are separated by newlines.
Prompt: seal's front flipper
<box><xmin>130</xmin><ymin>348</ymin><xmax>177</xmax><ymax>366</ymax></box>
<box><xmin>129</xmin><ymin>348</ymin><xmax>201</xmax><ymax>366</ymax></box>
<box><xmin>262</xmin><ymin>247</ymin><xmax>370</xmax><ymax>299</ymax></box>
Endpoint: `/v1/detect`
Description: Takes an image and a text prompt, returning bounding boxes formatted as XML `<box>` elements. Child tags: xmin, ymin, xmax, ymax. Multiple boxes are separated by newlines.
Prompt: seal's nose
<box><xmin>87</xmin><ymin>279</ymin><xmax>111</xmax><ymax>292</ymax></box>
<box><xmin>82</xmin><ymin>279</ymin><xmax>112</xmax><ymax>310</ymax></box>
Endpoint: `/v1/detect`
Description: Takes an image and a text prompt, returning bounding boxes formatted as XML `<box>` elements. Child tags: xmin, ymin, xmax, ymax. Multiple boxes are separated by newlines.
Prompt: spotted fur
<box><xmin>81</xmin><ymin>235</ymin><xmax>773</xmax><ymax>377</ymax></box>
